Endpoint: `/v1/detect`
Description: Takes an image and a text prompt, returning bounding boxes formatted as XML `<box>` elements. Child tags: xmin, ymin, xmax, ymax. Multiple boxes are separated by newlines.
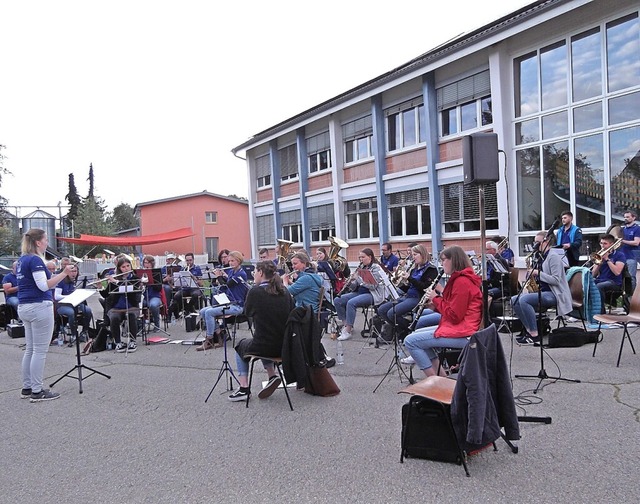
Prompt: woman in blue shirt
<box><xmin>17</xmin><ymin>228</ymin><xmax>74</xmax><ymax>402</ymax></box>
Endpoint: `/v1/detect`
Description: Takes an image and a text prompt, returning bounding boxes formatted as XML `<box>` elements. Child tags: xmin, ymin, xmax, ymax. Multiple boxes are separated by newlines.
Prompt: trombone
<box><xmin>583</xmin><ymin>238</ymin><xmax>623</xmax><ymax>267</ymax></box>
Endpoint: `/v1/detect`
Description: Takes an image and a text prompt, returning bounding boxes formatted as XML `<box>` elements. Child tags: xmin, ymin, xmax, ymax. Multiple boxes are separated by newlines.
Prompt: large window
<box><xmin>343</xmin><ymin>115</ymin><xmax>373</xmax><ymax>163</ymax></box>
<box><xmin>256</xmin><ymin>155</ymin><xmax>271</xmax><ymax>189</ymax></box>
<box><xmin>307</xmin><ymin>131</ymin><xmax>331</xmax><ymax>174</ymax></box>
<box><xmin>279</xmin><ymin>144</ymin><xmax>298</xmax><ymax>182</ymax></box>
<box><xmin>308</xmin><ymin>204</ymin><xmax>336</xmax><ymax>242</ymax></box>
<box><xmin>387</xmin><ymin>189</ymin><xmax>431</xmax><ymax>237</ymax></box>
<box><xmin>514</xmin><ymin>12</ymin><xmax>640</xmax><ymax>232</ymax></box>
<box><xmin>345</xmin><ymin>197</ymin><xmax>379</xmax><ymax>240</ymax></box>
<box><xmin>280</xmin><ymin>210</ymin><xmax>301</xmax><ymax>243</ymax></box>
<box><xmin>441</xmin><ymin>183</ymin><xmax>498</xmax><ymax>233</ymax></box>
<box><xmin>386</xmin><ymin>99</ymin><xmax>425</xmax><ymax>152</ymax></box>
<box><xmin>256</xmin><ymin>214</ymin><xmax>275</xmax><ymax>247</ymax></box>
<box><xmin>438</xmin><ymin>70</ymin><xmax>492</xmax><ymax>137</ymax></box>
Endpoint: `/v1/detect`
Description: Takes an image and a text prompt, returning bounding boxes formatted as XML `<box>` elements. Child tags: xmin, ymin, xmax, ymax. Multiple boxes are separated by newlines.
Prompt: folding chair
<box><xmin>244</xmin><ymin>355</ymin><xmax>294</xmax><ymax>411</ymax></box>
<box><xmin>593</xmin><ymin>282</ymin><xmax>640</xmax><ymax>367</ymax></box>
<box><xmin>557</xmin><ymin>271</ymin><xmax>588</xmax><ymax>331</ymax></box>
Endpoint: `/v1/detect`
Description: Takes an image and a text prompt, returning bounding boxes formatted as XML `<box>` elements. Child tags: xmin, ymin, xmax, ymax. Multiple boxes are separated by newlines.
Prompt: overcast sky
<box><xmin>0</xmin><ymin>0</ymin><xmax>533</xmax><ymax>217</ymax></box>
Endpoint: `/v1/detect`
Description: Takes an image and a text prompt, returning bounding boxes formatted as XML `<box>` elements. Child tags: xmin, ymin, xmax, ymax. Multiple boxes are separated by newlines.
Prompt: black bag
<box><xmin>83</xmin><ymin>320</ymin><xmax>110</xmax><ymax>353</ymax></box>
<box><xmin>401</xmin><ymin>396</ymin><xmax>464</xmax><ymax>464</ymax></box>
<box><xmin>547</xmin><ymin>326</ymin><xmax>601</xmax><ymax>348</ymax></box>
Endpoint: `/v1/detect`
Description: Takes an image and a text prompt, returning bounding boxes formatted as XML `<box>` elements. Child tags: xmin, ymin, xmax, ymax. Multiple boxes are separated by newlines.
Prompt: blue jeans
<box><xmin>334</xmin><ymin>292</ymin><xmax>373</xmax><ymax>326</ymax></box>
<box><xmin>144</xmin><ymin>297</ymin><xmax>163</xmax><ymax>327</ymax></box>
<box><xmin>57</xmin><ymin>303</ymin><xmax>93</xmax><ymax>334</ymax></box>
<box><xmin>511</xmin><ymin>291</ymin><xmax>557</xmax><ymax>334</ymax></box>
<box><xmin>626</xmin><ymin>258</ymin><xmax>637</xmax><ymax>293</ymax></box>
<box><xmin>415</xmin><ymin>309</ymin><xmax>442</xmax><ymax>329</ymax></box>
<box><xmin>403</xmin><ymin>327</ymin><xmax>469</xmax><ymax>370</ymax></box>
<box><xmin>19</xmin><ymin>301</ymin><xmax>54</xmax><ymax>393</ymax></box>
<box><xmin>377</xmin><ymin>296</ymin><xmax>419</xmax><ymax>330</ymax></box>
<box><xmin>235</xmin><ymin>353</ymin><xmax>274</xmax><ymax>377</ymax></box>
<box><xmin>199</xmin><ymin>303</ymin><xmax>243</xmax><ymax>337</ymax></box>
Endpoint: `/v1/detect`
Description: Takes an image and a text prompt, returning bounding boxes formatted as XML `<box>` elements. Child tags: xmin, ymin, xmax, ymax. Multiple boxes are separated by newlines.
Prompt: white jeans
<box><xmin>19</xmin><ymin>301</ymin><xmax>54</xmax><ymax>393</ymax></box>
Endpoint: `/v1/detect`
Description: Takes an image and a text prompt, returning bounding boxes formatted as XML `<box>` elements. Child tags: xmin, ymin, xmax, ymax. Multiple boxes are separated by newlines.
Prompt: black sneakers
<box><xmin>30</xmin><ymin>389</ymin><xmax>60</xmax><ymax>403</ymax></box>
<box><xmin>258</xmin><ymin>376</ymin><xmax>282</xmax><ymax>399</ymax></box>
<box><xmin>20</xmin><ymin>388</ymin><xmax>32</xmax><ymax>399</ymax></box>
<box><xmin>228</xmin><ymin>388</ymin><xmax>251</xmax><ymax>402</ymax></box>
<box><xmin>516</xmin><ymin>333</ymin><xmax>541</xmax><ymax>345</ymax></box>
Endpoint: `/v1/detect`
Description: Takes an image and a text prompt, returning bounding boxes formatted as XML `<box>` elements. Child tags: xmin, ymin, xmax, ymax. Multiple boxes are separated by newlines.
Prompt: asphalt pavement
<box><xmin>1</xmin><ymin>294</ymin><xmax>638</xmax><ymax>504</ymax></box>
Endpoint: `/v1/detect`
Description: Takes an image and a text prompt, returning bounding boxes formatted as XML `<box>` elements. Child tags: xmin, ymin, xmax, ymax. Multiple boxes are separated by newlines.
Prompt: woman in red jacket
<box><xmin>403</xmin><ymin>245</ymin><xmax>483</xmax><ymax>377</ymax></box>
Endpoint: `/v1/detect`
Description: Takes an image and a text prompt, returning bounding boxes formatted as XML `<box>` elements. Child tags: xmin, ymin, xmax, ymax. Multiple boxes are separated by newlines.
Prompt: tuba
<box><xmin>276</xmin><ymin>239</ymin><xmax>294</xmax><ymax>272</ymax></box>
<box><xmin>328</xmin><ymin>236</ymin><xmax>349</xmax><ymax>272</ymax></box>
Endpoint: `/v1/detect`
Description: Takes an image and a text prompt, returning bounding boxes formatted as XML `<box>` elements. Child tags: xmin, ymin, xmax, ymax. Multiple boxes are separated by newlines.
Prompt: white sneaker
<box><xmin>401</xmin><ymin>356</ymin><xmax>415</xmax><ymax>365</ymax></box>
<box><xmin>337</xmin><ymin>328</ymin><xmax>352</xmax><ymax>341</ymax></box>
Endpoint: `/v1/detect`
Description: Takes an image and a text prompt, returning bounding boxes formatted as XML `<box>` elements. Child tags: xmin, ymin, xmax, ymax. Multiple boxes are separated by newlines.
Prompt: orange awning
<box><xmin>58</xmin><ymin>227</ymin><xmax>194</xmax><ymax>246</ymax></box>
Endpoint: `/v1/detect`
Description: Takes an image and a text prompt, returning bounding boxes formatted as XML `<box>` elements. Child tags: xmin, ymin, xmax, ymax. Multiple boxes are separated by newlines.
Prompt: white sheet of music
<box><xmin>58</xmin><ymin>288</ymin><xmax>95</xmax><ymax>307</ymax></box>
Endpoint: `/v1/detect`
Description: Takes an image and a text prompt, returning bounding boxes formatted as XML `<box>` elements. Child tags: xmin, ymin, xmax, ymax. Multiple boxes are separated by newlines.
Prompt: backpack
<box><xmin>82</xmin><ymin>320</ymin><xmax>110</xmax><ymax>353</ymax></box>
<box><xmin>547</xmin><ymin>326</ymin><xmax>601</xmax><ymax>348</ymax></box>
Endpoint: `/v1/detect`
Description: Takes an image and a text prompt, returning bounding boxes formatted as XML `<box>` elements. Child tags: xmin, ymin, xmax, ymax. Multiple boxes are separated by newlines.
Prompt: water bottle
<box><xmin>336</xmin><ymin>340</ymin><xmax>344</xmax><ymax>365</ymax></box>
<box><xmin>57</xmin><ymin>330</ymin><xmax>64</xmax><ymax>346</ymax></box>
<box><xmin>106</xmin><ymin>337</ymin><xmax>113</xmax><ymax>351</ymax></box>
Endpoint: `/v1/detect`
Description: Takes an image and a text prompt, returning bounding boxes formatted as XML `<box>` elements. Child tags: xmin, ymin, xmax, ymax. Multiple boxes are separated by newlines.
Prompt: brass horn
<box><xmin>328</xmin><ymin>236</ymin><xmax>349</xmax><ymax>272</ymax></box>
<box><xmin>276</xmin><ymin>239</ymin><xmax>294</xmax><ymax>272</ymax></box>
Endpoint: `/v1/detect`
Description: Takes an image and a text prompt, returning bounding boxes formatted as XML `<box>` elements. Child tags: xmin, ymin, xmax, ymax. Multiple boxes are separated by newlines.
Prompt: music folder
<box><xmin>135</xmin><ymin>268</ymin><xmax>163</xmax><ymax>285</ymax></box>
<box><xmin>357</xmin><ymin>268</ymin><xmax>376</xmax><ymax>285</ymax></box>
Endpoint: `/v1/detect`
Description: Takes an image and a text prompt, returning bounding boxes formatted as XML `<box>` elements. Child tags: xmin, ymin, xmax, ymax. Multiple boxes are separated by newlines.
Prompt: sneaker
<box><xmin>401</xmin><ymin>356</ymin><xmax>415</xmax><ymax>365</ymax></box>
<box><xmin>30</xmin><ymin>389</ymin><xmax>60</xmax><ymax>402</ymax></box>
<box><xmin>127</xmin><ymin>341</ymin><xmax>137</xmax><ymax>352</ymax></box>
<box><xmin>115</xmin><ymin>342</ymin><xmax>127</xmax><ymax>353</ymax></box>
<box><xmin>337</xmin><ymin>328</ymin><xmax>352</xmax><ymax>341</ymax></box>
<box><xmin>258</xmin><ymin>375</ymin><xmax>282</xmax><ymax>399</ymax></box>
<box><xmin>324</xmin><ymin>357</ymin><xmax>336</xmax><ymax>369</ymax></box>
<box><xmin>228</xmin><ymin>388</ymin><xmax>251</xmax><ymax>402</ymax></box>
<box><xmin>20</xmin><ymin>388</ymin><xmax>32</xmax><ymax>399</ymax></box>
<box><xmin>516</xmin><ymin>334</ymin><xmax>541</xmax><ymax>346</ymax></box>
<box><xmin>196</xmin><ymin>338</ymin><xmax>215</xmax><ymax>351</ymax></box>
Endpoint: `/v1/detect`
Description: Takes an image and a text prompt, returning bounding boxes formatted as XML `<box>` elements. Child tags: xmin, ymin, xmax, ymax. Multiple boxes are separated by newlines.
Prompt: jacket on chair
<box><xmin>282</xmin><ymin>306</ymin><xmax>324</xmax><ymax>389</ymax></box>
<box><xmin>450</xmin><ymin>324</ymin><xmax>520</xmax><ymax>451</ymax></box>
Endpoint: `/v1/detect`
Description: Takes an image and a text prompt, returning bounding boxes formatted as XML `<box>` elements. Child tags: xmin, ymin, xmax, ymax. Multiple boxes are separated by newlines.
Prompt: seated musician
<box><xmin>485</xmin><ymin>240</ymin><xmax>512</xmax><ymax>303</ymax></box>
<box><xmin>591</xmin><ymin>233</ymin><xmax>625</xmax><ymax>313</ymax></box>
<box><xmin>258</xmin><ymin>248</ymin><xmax>270</xmax><ymax>261</ymax></box>
<box><xmin>334</xmin><ymin>248</ymin><xmax>388</xmax><ymax>341</ymax></box>
<box><xmin>380</xmin><ymin>242</ymin><xmax>399</xmax><ymax>273</ymax></box>
<box><xmin>283</xmin><ymin>252</ymin><xmax>323</xmax><ymax>312</ymax></box>
<box><xmin>229</xmin><ymin>261</ymin><xmax>294</xmax><ymax>402</ymax></box>
<box><xmin>54</xmin><ymin>263</ymin><xmax>93</xmax><ymax>341</ymax></box>
<box><xmin>141</xmin><ymin>255</ymin><xmax>163</xmax><ymax>331</ymax></box>
<box><xmin>491</xmin><ymin>235</ymin><xmax>515</xmax><ymax>267</ymax></box>
<box><xmin>403</xmin><ymin>246</ymin><xmax>483</xmax><ymax>377</ymax></box>
<box><xmin>197</xmin><ymin>250</ymin><xmax>249</xmax><ymax>351</ymax></box>
<box><xmin>161</xmin><ymin>254</ymin><xmax>179</xmax><ymax>306</ymax></box>
<box><xmin>169</xmin><ymin>252</ymin><xmax>204</xmax><ymax>319</ymax></box>
<box><xmin>2</xmin><ymin>261</ymin><xmax>20</xmax><ymax>321</ymax></box>
<box><xmin>315</xmin><ymin>247</ymin><xmax>337</xmax><ymax>302</ymax></box>
<box><xmin>511</xmin><ymin>230</ymin><xmax>572</xmax><ymax>345</ymax></box>
<box><xmin>377</xmin><ymin>244</ymin><xmax>438</xmax><ymax>341</ymax></box>
<box><xmin>101</xmin><ymin>256</ymin><xmax>142</xmax><ymax>353</ymax></box>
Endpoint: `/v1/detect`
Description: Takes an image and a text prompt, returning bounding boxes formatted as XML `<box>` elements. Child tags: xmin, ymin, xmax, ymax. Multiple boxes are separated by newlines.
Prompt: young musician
<box><xmin>377</xmin><ymin>244</ymin><xmax>439</xmax><ymax>340</ymax></box>
<box><xmin>170</xmin><ymin>252</ymin><xmax>203</xmax><ymax>319</ymax></box>
<box><xmin>556</xmin><ymin>211</ymin><xmax>582</xmax><ymax>267</ymax></box>
<box><xmin>512</xmin><ymin>230</ymin><xmax>572</xmax><ymax>345</ymax></box>
<box><xmin>258</xmin><ymin>248</ymin><xmax>270</xmax><ymax>261</ymax></box>
<box><xmin>141</xmin><ymin>255</ymin><xmax>163</xmax><ymax>331</ymax></box>
<box><xmin>283</xmin><ymin>252</ymin><xmax>323</xmax><ymax>313</ymax></box>
<box><xmin>197</xmin><ymin>250</ymin><xmax>249</xmax><ymax>351</ymax></box>
<box><xmin>334</xmin><ymin>248</ymin><xmax>388</xmax><ymax>341</ymax></box>
<box><xmin>403</xmin><ymin>246</ymin><xmax>483</xmax><ymax>377</ymax></box>
<box><xmin>229</xmin><ymin>261</ymin><xmax>294</xmax><ymax>402</ymax></box>
<box><xmin>380</xmin><ymin>243</ymin><xmax>399</xmax><ymax>273</ymax></box>
<box><xmin>55</xmin><ymin>264</ymin><xmax>93</xmax><ymax>341</ymax></box>
<box><xmin>2</xmin><ymin>261</ymin><xmax>20</xmax><ymax>320</ymax></box>
<box><xmin>621</xmin><ymin>210</ymin><xmax>640</xmax><ymax>292</ymax></box>
<box><xmin>591</xmin><ymin>234</ymin><xmax>625</xmax><ymax>313</ymax></box>
<box><xmin>161</xmin><ymin>254</ymin><xmax>180</xmax><ymax>306</ymax></box>
<box><xmin>17</xmin><ymin>229</ymin><xmax>75</xmax><ymax>402</ymax></box>
<box><xmin>102</xmin><ymin>256</ymin><xmax>142</xmax><ymax>353</ymax></box>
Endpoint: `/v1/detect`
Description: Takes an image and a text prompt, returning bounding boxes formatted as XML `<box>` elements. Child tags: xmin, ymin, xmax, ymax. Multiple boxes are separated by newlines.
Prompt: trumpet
<box><xmin>583</xmin><ymin>238</ymin><xmax>623</xmax><ymax>267</ymax></box>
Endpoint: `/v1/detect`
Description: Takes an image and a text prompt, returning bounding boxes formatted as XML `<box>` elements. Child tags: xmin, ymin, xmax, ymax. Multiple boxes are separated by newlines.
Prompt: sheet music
<box><xmin>213</xmin><ymin>293</ymin><xmax>231</xmax><ymax>305</ymax></box>
<box><xmin>173</xmin><ymin>271</ymin><xmax>198</xmax><ymax>288</ymax></box>
<box><xmin>117</xmin><ymin>285</ymin><xmax>137</xmax><ymax>293</ymax></box>
<box><xmin>57</xmin><ymin>288</ymin><xmax>95</xmax><ymax>307</ymax></box>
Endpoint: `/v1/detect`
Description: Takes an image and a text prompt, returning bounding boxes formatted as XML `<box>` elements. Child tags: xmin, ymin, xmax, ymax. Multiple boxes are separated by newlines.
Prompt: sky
<box><xmin>0</xmin><ymin>0</ymin><xmax>534</xmax><ymax>218</ymax></box>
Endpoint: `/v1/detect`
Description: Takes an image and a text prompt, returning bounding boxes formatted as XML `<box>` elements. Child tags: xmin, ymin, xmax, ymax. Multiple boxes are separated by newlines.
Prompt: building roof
<box><xmin>232</xmin><ymin>0</ymin><xmax>570</xmax><ymax>154</ymax></box>
<box><xmin>134</xmin><ymin>190</ymin><xmax>248</xmax><ymax>212</ymax></box>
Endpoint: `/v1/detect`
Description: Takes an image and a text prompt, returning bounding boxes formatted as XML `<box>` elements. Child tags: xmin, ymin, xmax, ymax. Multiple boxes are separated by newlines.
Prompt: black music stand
<box><xmin>204</xmin><ymin>304</ymin><xmax>240</xmax><ymax>402</ymax></box>
<box><xmin>136</xmin><ymin>268</ymin><xmax>170</xmax><ymax>338</ymax></box>
<box><xmin>50</xmin><ymin>289</ymin><xmax>111</xmax><ymax>393</ymax></box>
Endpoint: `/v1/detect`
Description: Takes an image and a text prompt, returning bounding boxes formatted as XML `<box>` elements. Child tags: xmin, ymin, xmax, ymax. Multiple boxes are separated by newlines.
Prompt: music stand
<box><xmin>50</xmin><ymin>289</ymin><xmax>111</xmax><ymax>393</ymax></box>
<box><xmin>136</xmin><ymin>268</ymin><xmax>170</xmax><ymax>338</ymax></box>
<box><xmin>204</xmin><ymin>304</ymin><xmax>240</xmax><ymax>402</ymax></box>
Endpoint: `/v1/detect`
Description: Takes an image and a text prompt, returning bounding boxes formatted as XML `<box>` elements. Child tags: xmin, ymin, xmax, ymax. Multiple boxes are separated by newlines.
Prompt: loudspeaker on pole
<box><xmin>462</xmin><ymin>133</ymin><xmax>499</xmax><ymax>185</ymax></box>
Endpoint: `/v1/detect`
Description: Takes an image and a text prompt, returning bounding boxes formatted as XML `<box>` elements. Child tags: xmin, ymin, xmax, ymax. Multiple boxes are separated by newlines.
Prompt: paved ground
<box><xmin>0</xmin><ymin>294</ymin><xmax>638</xmax><ymax>504</ymax></box>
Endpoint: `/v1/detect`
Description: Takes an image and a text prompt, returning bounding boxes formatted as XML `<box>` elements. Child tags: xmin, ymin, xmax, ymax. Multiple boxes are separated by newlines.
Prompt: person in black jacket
<box><xmin>229</xmin><ymin>261</ymin><xmax>294</xmax><ymax>402</ymax></box>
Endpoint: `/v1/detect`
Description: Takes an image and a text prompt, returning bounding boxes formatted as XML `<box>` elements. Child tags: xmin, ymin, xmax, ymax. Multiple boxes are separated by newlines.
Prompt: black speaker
<box><xmin>462</xmin><ymin>133</ymin><xmax>499</xmax><ymax>185</ymax></box>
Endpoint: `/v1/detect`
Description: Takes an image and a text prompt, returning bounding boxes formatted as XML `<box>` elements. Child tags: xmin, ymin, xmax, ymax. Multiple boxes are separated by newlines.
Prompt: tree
<box><xmin>109</xmin><ymin>203</ymin><xmax>139</xmax><ymax>232</ymax></box>
<box><xmin>65</xmin><ymin>173</ymin><xmax>82</xmax><ymax>223</ymax></box>
<box><xmin>0</xmin><ymin>225</ymin><xmax>22</xmax><ymax>256</ymax></box>
<box><xmin>72</xmin><ymin>198</ymin><xmax>114</xmax><ymax>257</ymax></box>
<box><xmin>87</xmin><ymin>162</ymin><xmax>95</xmax><ymax>199</ymax></box>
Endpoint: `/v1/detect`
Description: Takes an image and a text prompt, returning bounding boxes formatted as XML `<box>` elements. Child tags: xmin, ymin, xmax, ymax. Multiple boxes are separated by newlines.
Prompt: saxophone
<box><xmin>523</xmin><ymin>252</ymin><xmax>539</xmax><ymax>293</ymax></box>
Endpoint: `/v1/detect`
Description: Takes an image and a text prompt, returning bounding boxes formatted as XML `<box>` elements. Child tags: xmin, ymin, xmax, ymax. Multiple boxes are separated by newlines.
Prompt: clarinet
<box><xmin>407</xmin><ymin>268</ymin><xmax>444</xmax><ymax>332</ymax></box>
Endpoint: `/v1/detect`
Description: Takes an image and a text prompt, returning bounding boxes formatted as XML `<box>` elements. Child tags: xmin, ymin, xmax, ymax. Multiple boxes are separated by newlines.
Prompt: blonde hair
<box><xmin>21</xmin><ymin>228</ymin><xmax>46</xmax><ymax>255</ymax></box>
<box><xmin>228</xmin><ymin>250</ymin><xmax>244</xmax><ymax>265</ymax></box>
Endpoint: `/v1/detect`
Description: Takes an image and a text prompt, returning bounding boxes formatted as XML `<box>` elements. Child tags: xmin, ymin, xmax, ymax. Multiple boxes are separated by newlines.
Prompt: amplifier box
<box><xmin>8</xmin><ymin>323</ymin><xmax>25</xmax><ymax>339</ymax></box>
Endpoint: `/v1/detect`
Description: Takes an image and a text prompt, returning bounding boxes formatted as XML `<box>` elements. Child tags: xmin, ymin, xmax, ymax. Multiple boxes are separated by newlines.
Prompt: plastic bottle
<box><xmin>336</xmin><ymin>340</ymin><xmax>344</xmax><ymax>365</ymax></box>
<box><xmin>57</xmin><ymin>330</ymin><xmax>64</xmax><ymax>346</ymax></box>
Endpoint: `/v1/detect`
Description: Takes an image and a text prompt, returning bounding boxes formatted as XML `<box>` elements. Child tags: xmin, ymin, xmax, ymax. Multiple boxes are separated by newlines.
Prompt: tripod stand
<box><xmin>514</xmin><ymin>245</ymin><xmax>580</xmax><ymax>397</ymax></box>
<box><xmin>373</xmin><ymin>296</ymin><xmax>411</xmax><ymax>392</ymax></box>
<box><xmin>50</xmin><ymin>289</ymin><xmax>111</xmax><ymax>393</ymax></box>
<box><xmin>205</xmin><ymin>305</ymin><xmax>240</xmax><ymax>401</ymax></box>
